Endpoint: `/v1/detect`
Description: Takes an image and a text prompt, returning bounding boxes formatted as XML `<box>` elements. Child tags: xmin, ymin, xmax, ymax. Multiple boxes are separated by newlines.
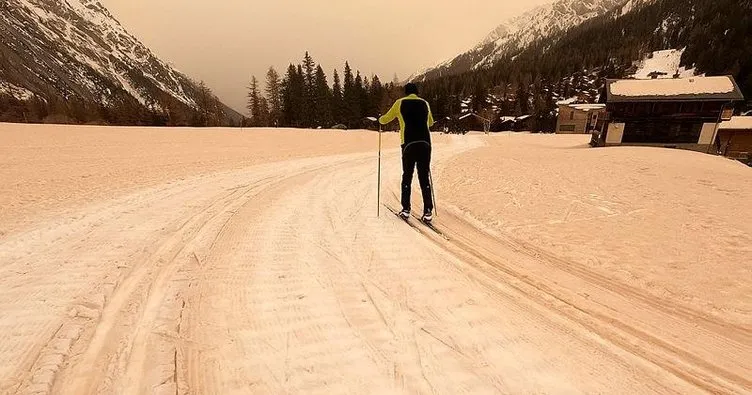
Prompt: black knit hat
<box><xmin>404</xmin><ymin>83</ymin><xmax>418</xmax><ymax>95</ymax></box>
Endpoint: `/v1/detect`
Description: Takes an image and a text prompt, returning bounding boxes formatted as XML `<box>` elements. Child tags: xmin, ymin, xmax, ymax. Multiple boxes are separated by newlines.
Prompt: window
<box><xmin>622</xmin><ymin>122</ymin><xmax>702</xmax><ymax>144</ymax></box>
<box><xmin>569</xmin><ymin>111</ymin><xmax>575</xmax><ymax>120</ymax></box>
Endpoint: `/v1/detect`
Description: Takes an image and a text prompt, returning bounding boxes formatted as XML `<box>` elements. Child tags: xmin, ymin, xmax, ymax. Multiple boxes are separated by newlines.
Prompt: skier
<box><xmin>379</xmin><ymin>83</ymin><xmax>435</xmax><ymax>222</ymax></box>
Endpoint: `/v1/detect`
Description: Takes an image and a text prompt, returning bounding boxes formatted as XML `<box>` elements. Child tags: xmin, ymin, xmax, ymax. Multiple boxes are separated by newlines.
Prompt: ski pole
<box><xmin>377</xmin><ymin>116</ymin><xmax>382</xmax><ymax>217</ymax></box>
<box><xmin>429</xmin><ymin>169</ymin><xmax>437</xmax><ymax>217</ymax></box>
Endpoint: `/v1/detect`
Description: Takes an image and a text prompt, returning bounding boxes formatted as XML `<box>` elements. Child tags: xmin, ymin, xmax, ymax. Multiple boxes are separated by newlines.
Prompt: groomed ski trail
<box><xmin>0</xmin><ymin>135</ymin><xmax>747</xmax><ymax>394</ymax></box>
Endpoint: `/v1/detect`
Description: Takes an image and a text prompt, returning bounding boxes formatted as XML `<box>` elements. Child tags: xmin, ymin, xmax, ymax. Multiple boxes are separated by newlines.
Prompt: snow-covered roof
<box><xmin>718</xmin><ymin>117</ymin><xmax>752</xmax><ymax>131</ymax></box>
<box><xmin>559</xmin><ymin>103</ymin><xmax>606</xmax><ymax>112</ymax></box>
<box><xmin>515</xmin><ymin>115</ymin><xmax>532</xmax><ymax>121</ymax></box>
<box><xmin>571</xmin><ymin>104</ymin><xmax>606</xmax><ymax>111</ymax></box>
<box><xmin>556</xmin><ymin>97</ymin><xmax>578</xmax><ymax>105</ymax></box>
<box><xmin>606</xmin><ymin>76</ymin><xmax>744</xmax><ymax>103</ymax></box>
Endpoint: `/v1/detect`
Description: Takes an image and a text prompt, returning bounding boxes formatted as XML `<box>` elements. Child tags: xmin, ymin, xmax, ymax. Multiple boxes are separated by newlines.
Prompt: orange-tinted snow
<box><xmin>0</xmin><ymin>125</ymin><xmax>749</xmax><ymax>394</ymax></box>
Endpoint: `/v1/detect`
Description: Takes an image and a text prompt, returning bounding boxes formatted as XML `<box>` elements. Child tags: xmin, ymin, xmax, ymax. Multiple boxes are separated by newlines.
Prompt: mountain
<box><xmin>0</xmin><ymin>0</ymin><xmax>241</xmax><ymax>125</ymax></box>
<box><xmin>416</xmin><ymin>0</ymin><xmax>751</xmax><ymax>132</ymax></box>
<box><xmin>412</xmin><ymin>0</ymin><xmax>639</xmax><ymax>82</ymax></box>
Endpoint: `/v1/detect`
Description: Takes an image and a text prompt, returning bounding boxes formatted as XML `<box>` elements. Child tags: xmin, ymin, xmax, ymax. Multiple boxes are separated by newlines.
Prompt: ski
<box><xmin>412</xmin><ymin>214</ymin><xmax>450</xmax><ymax>241</ymax></box>
<box><xmin>386</xmin><ymin>206</ymin><xmax>414</xmax><ymax>225</ymax></box>
<box><xmin>385</xmin><ymin>206</ymin><xmax>449</xmax><ymax>241</ymax></box>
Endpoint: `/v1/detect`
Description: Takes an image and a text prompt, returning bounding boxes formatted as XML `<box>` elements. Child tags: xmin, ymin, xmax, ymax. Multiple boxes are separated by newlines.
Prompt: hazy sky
<box><xmin>101</xmin><ymin>0</ymin><xmax>551</xmax><ymax>114</ymax></box>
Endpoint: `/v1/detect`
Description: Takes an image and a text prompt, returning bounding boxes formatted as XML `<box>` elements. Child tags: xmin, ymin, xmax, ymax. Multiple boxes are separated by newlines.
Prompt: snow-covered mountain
<box><xmin>0</xmin><ymin>0</ymin><xmax>239</xmax><ymax>124</ymax></box>
<box><xmin>412</xmin><ymin>0</ymin><xmax>646</xmax><ymax>82</ymax></box>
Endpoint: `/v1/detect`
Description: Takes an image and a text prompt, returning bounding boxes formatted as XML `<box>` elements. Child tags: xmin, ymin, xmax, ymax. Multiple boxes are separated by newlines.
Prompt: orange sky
<box><xmin>101</xmin><ymin>0</ymin><xmax>551</xmax><ymax>113</ymax></box>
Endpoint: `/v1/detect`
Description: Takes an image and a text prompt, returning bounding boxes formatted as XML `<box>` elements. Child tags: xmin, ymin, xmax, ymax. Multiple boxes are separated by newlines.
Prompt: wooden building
<box><xmin>596</xmin><ymin>76</ymin><xmax>744</xmax><ymax>151</ymax></box>
<box><xmin>716</xmin><ymin>117</ymin><xmax>752</xmax><ymax>163</ymax></box>
<box><xmin>556</xmin><ymin>103</ymin><xmax>606</xmax><ymax>134</ymax></box>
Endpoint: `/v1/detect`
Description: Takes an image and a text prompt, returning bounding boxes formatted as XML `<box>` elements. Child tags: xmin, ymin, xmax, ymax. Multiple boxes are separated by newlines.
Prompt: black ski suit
<box><xmin>379</xmin><ymin>94</ymin><xmax>435</xmax><ymax>214</ymax></box>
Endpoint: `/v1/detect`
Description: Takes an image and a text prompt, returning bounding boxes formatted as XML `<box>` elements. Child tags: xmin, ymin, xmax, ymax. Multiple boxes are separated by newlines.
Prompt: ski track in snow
<box><xmin>0</xmin><ymin>132</ymin><xmax>750</xmax><ymax>394</ymax></box>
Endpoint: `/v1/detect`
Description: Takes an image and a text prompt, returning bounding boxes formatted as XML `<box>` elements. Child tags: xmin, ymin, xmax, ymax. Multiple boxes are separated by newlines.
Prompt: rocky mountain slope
<box><xmin>0</xmin><ymin>0</ymin><xmax>240</xmax><ymax>125</ymax></box>
<box><xmin>412</xmin><ymin>0</ymin><xmax>644</xmax><ymax>82</ymax></box>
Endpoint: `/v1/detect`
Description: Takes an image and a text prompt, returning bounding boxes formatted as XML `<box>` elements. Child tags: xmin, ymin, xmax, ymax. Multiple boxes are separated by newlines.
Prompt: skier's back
<box><xmin>379</xmin><ymin>83</ymin><xmax>435</xmax><ymax>222</ymax></box>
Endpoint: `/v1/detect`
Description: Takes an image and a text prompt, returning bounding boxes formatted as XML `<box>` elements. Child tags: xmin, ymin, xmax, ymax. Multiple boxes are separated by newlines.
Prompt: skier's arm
<box><xmin>427</xmin><ymin>103</ymin><xmax>435</xmax><ymax>127</ymax></box>
<box><xmin>379</xmin><ymin>100</ymin><xmax>400</xmax><ymax>125</ymax></box>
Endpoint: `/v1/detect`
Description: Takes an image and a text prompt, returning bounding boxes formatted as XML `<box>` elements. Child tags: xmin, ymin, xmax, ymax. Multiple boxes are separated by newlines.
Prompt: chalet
<box><xmin>716</xmin><ymin>117</ymin><xmax>752</xmax><ymax>162</ymax></box>
<box><xmin>596</xmin><ymin>76</ymin><xmax>744</xmax><ymax>152</ymax></box>
<box><xmin>556</xmin><ymin>103</ymin><xmax>606</xmax><ymax>134</ymax></box>
<box><xmin>492</xmin><ymin>115</ymin><xmax>533</xmax><ymax>132</ymax></box>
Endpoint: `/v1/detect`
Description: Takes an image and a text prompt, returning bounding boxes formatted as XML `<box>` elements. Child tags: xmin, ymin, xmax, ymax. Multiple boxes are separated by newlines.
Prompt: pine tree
<box><xmin>332</xmin><ymin>69</ymin><xmax>344</xmax><ymax>124</ymax></box>
<box><xmin>301</xmin><ymin>52</ymin><xmax>317</xmax><ymax>127</ymax></box>
<box><xmin>281</xmin><ymin>64</ymin><xmax>304</xmax><ymax>127</ymax></box>
<box><xmin>314</xmin><ymin>64</ymin><xmax>333</xmax><ymax>128</ymax></box>
<box><xmin>343</xmin><ymin>62</ymin><xmax>357</xmax><ymax>127</ymax></box>
<box><xmin>247</xmin><ymin>76</ymin><xmax>261</xmax><ymax>126</ymax></box>
<box><xmin>258</xmin><ymin>97</ymin><xmax>270</xmax><ymax>127</ymax></box>
<box><xmin>265</xmin><ymin>67</ymin><xmax>282</xmax><ymax>127</ymax></box>
<box><xmin>355</xmin><ymin>72</ymin><xmax>366</xmax><ymax>122</ymax></box>
<box><xmin>370</xmin><ymin>75</ymin><xmax>384</xmax><ymax>116</ymax></box>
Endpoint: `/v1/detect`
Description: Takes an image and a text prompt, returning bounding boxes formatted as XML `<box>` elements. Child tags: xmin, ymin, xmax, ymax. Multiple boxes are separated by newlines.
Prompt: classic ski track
<box><xmin>0</xmin><ymin>153</ymin><xmax>371</xmax><ymax>394</ymax></box>
<box><xmin>424</xmin><ymin>211</ymin><xmax>752</xmax><ymax>393</ymax></box>
<box><xmin>58</xmin><ymin>158</ymin><xmax>363</xmax><ymax>395</ymax></box>
<box><xmin>395</xmin><ymin>197</ymin><xmax>751</xmax><ymax>391</ymax></box>
<box><xmin>1</xmin><ymin>135</ymin><xmax>746</xmax><ymax>394</ymax></box>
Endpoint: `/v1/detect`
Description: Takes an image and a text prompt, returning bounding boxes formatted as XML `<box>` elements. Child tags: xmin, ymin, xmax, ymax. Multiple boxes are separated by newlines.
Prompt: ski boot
<box><xmin>422</xmin><ymin>210</ymin><xmax>434</xmax><ymax>223</ymax></box>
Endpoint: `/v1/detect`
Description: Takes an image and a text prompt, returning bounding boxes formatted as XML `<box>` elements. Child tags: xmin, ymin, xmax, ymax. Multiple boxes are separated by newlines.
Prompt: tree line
<box><xmin>246</xmin><ymin>52</ymin><xmax>405</xmax><ymax>129</ymax></box>
<box><xmin>0</xmin><ymin>79</ymin><xmax>238</xmax><ymax>127</ymax></box>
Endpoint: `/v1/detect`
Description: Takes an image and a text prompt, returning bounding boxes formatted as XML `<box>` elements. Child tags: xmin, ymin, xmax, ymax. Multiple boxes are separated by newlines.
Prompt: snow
<box><xmin>1</xmin><ymin>124</ymin><xmax>750</xmax><ymax>393</ymax></box>
<box><xmin>12</xmin><ymin>0</ymin><xmax>198</xmax><ymax>108</ymax></box>
<box><xmin>415</xmin><ymin>0</ymin><xmax>627</xmax><ymax>77</ymax></box>
<box><xmin>570</xmin><ymin>104</ymin><xmax>606</xmax><ymax>111</ymax></box>
<box><xmin>719</xmin><ymin>117</ymin><xmax>752</xmax><ymax>130</ymax></box>
<box><xmin>557</xmin><ymin>97</ymin><xmax>579</xmax><ymax>105</ymax></box>
<box><xmin>620</xmin><ymin>0</ymin><xmax>634</xmax><ymax>16</ymax></box>
<box><xmin>631</xmin><ymin>49</ymin><xmax>697</xmax><ymax>79</ymax></box>
<box><xmin>610</xmin><ymin>76</ymin><xmax>736</xmax><ymax>97</ymax></box>
<box><xmin>0</xmin><ymin>81</ymin><xmax>35</xmax><ymax>100</ymax></box>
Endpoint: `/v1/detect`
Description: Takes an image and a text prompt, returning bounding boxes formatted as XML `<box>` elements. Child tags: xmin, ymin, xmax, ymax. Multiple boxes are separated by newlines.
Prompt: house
<box><xmin>716</xmin><ymin>117</ymin><xmax>752</xmax><ymax>162</ymax></box>
<box><xmin>556</xmin><ymin>103</ymin><xmax>606</xmax><ymax>134</ymax></box>
<box><xmin>492</xmin><ymin>115</ymin><xmax>532</xmax><ymax>132</ymax></box>
<box><xmin>596</xmin><ymin>76</ymin><xmax>745</xmax><ymax>151</ymax></box>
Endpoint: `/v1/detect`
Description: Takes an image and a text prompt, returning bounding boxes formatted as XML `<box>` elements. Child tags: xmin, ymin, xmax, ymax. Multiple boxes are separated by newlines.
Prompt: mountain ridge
<box><xmin>0</xmin><ymin>0</ymin><xmax>240</xmax><ymax>125</ymax></box>
<box><xmin>412</xmin><ymin>0</ymin><xmax>644</xmax><ymax>82</ymax></box>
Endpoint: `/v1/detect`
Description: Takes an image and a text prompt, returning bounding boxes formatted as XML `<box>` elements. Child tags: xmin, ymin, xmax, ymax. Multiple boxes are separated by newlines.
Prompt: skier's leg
<box><xmin>401</xmin><ymin>146</ymin><xmax>417</xmax><ymax>213</ymax></box>
<box><xmin>416</xmin><ymin>145</ymin><xmax>433</xmax><ymax>213</ymax></box>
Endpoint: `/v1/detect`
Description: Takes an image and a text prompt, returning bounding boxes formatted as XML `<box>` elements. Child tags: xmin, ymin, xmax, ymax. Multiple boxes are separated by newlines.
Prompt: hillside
<box><xmin>417</xmin><ymin>0</ymin><xmax>752</xmax><ymax>131</ymax></box>
<box><xmin>412</xmin><ymin>0</ymin><xmax>631</xmax><ymax>82</ymax></box>
<box><xmin>0</xmin><ymin>0</ymin><xmax>241</xmax><ymax>126</ymax></box>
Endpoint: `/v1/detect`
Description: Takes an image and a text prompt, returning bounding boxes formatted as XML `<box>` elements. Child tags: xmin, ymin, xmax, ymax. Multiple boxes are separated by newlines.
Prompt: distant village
<box><xmin>450</xmin><ymin>74</ymin><xmax>751</xmax><ymax>166</ymax></box>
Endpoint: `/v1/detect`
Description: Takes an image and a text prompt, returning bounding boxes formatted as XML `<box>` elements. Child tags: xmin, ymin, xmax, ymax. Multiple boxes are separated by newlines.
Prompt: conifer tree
<box><xmin>247</xmin><ymin>76</ymin><xmax>261</xmax><ymax>126</ymax></box>
<box><xmin>265</xmin><ymin>67</ymin><xmax>282</xmax><ymax>127</ymax></box>
<box><xmin>302</xmin><ymin>52</ymin><xmax>317</xmax><ymax>127</ymax></box>
<box><xmin>343</xmin><ymin>62</ymin><xmax>357</xmax><ymax>127</ymax></box>
<box><xmin>313</xmin><ymin>65</ymin><xmax>333</xmax><ymax>128</ymax></box>
<box><xmin>332</xmin><ymin>69</ymin><xmax>344</xmax><ymax>124</ymax></box>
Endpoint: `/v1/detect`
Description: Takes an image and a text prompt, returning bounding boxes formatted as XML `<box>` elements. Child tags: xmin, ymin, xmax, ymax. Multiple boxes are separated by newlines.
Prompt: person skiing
<box><xmin>379</xmin><ymin>83</ymin><xmax>435</xmax><ymax>222</ymax></box>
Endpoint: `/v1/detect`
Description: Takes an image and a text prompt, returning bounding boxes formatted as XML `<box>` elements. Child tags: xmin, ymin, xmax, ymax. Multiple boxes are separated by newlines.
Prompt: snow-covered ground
<box><xmin>0</xmin><ymin>124</ymin><xmax>750</xmax><ymax>393</ymax></box>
